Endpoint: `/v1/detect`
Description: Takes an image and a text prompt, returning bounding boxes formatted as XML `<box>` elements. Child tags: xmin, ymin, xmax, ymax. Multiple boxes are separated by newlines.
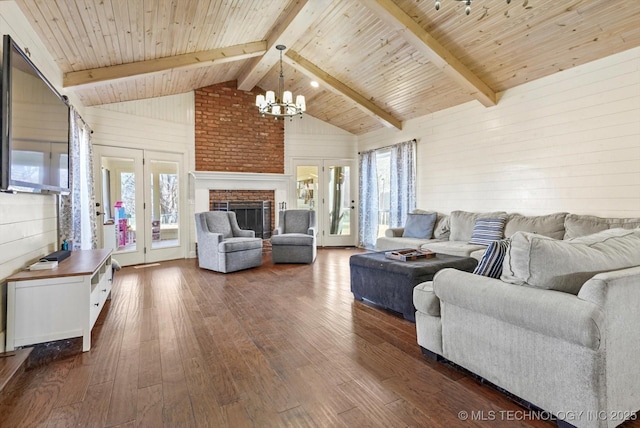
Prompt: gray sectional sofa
<box><xmin>376</xmin><ymin>210</ymin><xmax>640</xmax><ymax>259</ymax></box>
<box><xmin>398</xmin><ymin>210</ymin><xmax>640</xmax><ymax>428</ymax></box>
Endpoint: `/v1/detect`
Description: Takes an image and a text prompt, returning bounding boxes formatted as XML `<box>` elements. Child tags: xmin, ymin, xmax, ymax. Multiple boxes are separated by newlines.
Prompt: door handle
<box><xmin>96</xmin><ymin>211</ymin><xmax>105</xmax><ymax>216</ymax></box>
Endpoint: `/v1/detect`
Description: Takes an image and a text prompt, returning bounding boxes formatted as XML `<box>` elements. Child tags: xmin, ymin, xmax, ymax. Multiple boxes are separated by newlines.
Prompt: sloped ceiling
<box><xmin>16</xmin><ymin>0</ymin><xmax>640</xmax><ymax>135</ymax></box>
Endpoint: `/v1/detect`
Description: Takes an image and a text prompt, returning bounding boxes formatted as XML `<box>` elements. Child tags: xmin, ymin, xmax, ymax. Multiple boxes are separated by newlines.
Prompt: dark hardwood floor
<box><xmin>1</xmin><ymin>248</ymin><xmax>637</xmax><ymax>427</ymax></box>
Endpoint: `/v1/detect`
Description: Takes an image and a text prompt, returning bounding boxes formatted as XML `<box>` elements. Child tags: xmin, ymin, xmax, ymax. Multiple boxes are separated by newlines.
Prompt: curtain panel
<box><xmin>358</xmin><ymin>150</ymin><xmax>378</xmax><ymax>248</ymax></box>
<box><xmin>389</xmin><ymin>139</ymin><xmax>416</xmax><ymax>228</ymax></box>
<box><xmin>59</xmin><ymin>108</ymin><xmax>98</xmax><ymax>250</ymax></box>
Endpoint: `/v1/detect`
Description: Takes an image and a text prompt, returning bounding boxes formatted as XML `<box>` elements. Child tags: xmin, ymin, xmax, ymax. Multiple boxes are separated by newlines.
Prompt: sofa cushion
<box><xmin>501</xmin><ymin>228</ymin><xmax>640</xmax><ymax>294</ymax></box>
<box><xmin>421</xmin><ymin>240</ymin><xmax>486</xmax><ymax>258</ymax></box>
<box><xmin>468</xmin><ymin>217</ymin><xmax>506</xmax><ymax>245</ymax></box>
<box><xmin>473</xmin><ymin>239</ymin><xmax>510</xmax><ymax>278</ymax></box>
<box><xmin>434</xmin><ymin>214</ymin><xmax>450</xmax><ymax>240</ymax></box>
<box><xmin>412</xmin><ymin>209</ymin><xmax>450</xmax><ymax>240</ymax></box>
<box><xmin>413</xmin><ymin>281</ymin><xmax>440</xmax><ymax>316</ymax></box>
<box><xmin>504</xmin><ymin>212</ymin><xmax>567</xmax><ymax>240</ymax></box>
<box><xmin>564</xmin><ymin>214</ymin><xmax>640</xmax><ymax>239</ymax></box>
<box><xmin>449</xmin><ymin>211</ymin><xmax>507</xmax><ymax>242</ymax></box>
<box><xmin>403</xmin><ymin>213</ymin><xmax>437</xmax><ymax>239</ymax></box>
<box><xmin>376</xmin><ymin>237</ymin><xmax>444</xmax><ymax>251</ymax></box>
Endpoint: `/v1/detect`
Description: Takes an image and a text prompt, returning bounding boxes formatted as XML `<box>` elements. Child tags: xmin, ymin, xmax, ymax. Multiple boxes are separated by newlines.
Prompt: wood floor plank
<box><xmin>135</xmin><ymin>384</ymin><xmax>163</xmax><ymax>428</ymax></box>
<box><xmin>75</xmin><ymin>381</ymin><xmax>113</xmax><ymax>427</ymax></box>
<box><xmin>45</xmin><ymin>402</ymin><xmax>82</xmax><ymax>428</ymax></box>
<box><xmin>137</xmin><ymin>339</ymin><xmax>162</xmax><ymax>389</ymax></box>
<box><xmin>3</xmin><ymin>250</ymin><xmax>630</xmax><ymax>427</ymax></box>
<box><xmin>53</xmin><ymin>362</ymin><xmax>91</xmax><ymax>407</ymax></box>
<box><xmin>105</xmin><ymin>347</ymin><xmax>140</xmax><ymax>426</ymax></box>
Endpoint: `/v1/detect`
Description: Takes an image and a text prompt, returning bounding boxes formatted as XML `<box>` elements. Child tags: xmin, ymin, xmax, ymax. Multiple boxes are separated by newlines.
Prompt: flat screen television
<box><xmin>0</xmin><ymin>34</ymin><xmax>70</xmax><ymax>194</ymax></box>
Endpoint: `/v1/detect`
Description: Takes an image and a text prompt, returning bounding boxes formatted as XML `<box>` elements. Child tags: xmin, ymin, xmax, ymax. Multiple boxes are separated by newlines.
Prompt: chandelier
<box><xmin>435</xmin><ymin>0</ymin><xmax>512</xmax><ymax>15</ymax></box>
<box><xmin>255</xmin><ymin>45</ymin><xmax>306</xmax><ymax>120</ymax></box>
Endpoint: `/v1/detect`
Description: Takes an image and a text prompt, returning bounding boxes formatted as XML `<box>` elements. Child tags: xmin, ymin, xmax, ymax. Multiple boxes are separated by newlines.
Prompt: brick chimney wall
<box><xmin>194</xmin><ymin>80</ymin><xmax>284</xmax><ymax>173</ymax></box>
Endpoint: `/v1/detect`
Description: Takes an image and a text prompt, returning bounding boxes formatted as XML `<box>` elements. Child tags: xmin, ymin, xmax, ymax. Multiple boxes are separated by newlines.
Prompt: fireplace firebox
<box><xmin>212</xmin><ymin>200</ymin><xmax>272</xmax><ymax>239</ymax></box>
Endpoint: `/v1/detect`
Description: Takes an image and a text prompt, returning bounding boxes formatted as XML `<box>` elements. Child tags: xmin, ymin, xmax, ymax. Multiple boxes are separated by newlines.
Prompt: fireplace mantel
<box><xmin>191</xmin><ymin>171</ymin><xmax>291</xmax><ymax>213</ymax></box>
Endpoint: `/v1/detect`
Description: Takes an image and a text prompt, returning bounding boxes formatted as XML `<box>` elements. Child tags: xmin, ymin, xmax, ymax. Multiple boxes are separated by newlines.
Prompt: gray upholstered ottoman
<box><xmin>271</xmin><ymin>233</ymin><xmax>316</xmax><ymax>263</ymax></box>
<box><xmin>349</xmin><ymin>251</ymin><xmax>477</xmax><ymax>321</ymax></box>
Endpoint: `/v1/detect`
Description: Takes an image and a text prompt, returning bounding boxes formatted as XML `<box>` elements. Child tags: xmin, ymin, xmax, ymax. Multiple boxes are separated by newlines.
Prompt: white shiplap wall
<box><xmin>285</xmin><ymin>113</ymin><xmax>357</xmax><ymax>172</ymax></box>
<box><xmin>0</xmin><ymin>2</ymin><xmax>72</xmax><ymax>351</ymax></box>
<box><xmin>359</xmin><ymin>46</ymin><xmax>640</xmax><ymax>218</ymax></box>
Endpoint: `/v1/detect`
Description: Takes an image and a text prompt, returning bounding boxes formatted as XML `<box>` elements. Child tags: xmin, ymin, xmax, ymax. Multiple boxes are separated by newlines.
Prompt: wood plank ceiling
<box><xmin>16</xmin><ymin>0</ymin><xmax>640</xmax><ymax>135</ymax></box>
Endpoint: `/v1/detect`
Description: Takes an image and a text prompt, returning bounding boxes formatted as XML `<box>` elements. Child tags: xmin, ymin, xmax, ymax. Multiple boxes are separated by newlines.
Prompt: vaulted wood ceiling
<box><xmin>16</xmin><ymin>0</ymin><xmax>640</xmax><ymax>135</ymax></box>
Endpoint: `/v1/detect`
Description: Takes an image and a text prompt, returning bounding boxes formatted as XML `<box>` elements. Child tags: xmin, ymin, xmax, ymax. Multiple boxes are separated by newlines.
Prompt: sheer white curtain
<box><xmin>358</xmin><ymin>150</ymin><xmax>378</xmax><ymax>248</ymax></box>
<box><xmin>389</xmin><ymin>139</ymin><xmax>416</xmax><ymax>228</ymax></box>
<box><xmin>59</xmin><ymin>108</ymin><xmax>98</xmax><ymax>250</ymax></box>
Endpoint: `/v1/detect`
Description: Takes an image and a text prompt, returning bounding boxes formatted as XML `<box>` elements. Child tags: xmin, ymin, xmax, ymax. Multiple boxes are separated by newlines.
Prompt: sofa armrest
<box><xmin>576</xmin><ymin>266</ymin><xmax>640</xmax><ymax>413</ymax></box>
<box><xmin>307</xmin><ymin>227</ymin><xmax>316</xmax><ymax>236</ymax></box>
<box><xmin>272</xmin><ymin>227</ymin><xmax>283</xmax><ymax>236</ymax></box>
<box><xmin>433</xmin><ymin>268</ymin><xmax>604</xmax><ymax>349</ymax></box>
<box><xmin>578</xmin><ymin>266</ymin><xmax>640</xmax><ymax>308</ymax></box>
<box><xmin>385</xmin><ymin>227</ymin><xmax>404</xmax><ymax>237</ymax></box>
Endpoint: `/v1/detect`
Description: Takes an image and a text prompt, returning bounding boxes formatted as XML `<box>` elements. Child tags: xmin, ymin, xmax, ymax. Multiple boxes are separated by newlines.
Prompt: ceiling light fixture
<box><xmin>435</xmin><ymin>0</ymin><xmax>511</xmax><ymax>15</ymax></box>
<box><xmin>255</xmin><ymin>45</ymin><xmax>306</xmax><ymax>120</ymax></box>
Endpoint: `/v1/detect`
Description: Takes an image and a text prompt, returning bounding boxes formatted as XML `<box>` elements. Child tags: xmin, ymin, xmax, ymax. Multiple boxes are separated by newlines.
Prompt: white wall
<box><xmin>358</xmin><ymin>46</ymin><xmax>640</xmax><ymax>218</ymax></box>
<box><xmin>285</xmin><ymin>113</ymin><xmax>357</xmax><ymax>169</ymax></box>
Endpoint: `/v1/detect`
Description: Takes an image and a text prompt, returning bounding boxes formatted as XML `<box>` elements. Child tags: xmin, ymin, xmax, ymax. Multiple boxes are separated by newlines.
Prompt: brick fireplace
<box><xmin>193</xmin><ymin>81</ymin><xmax>289</xmax><ymax>247</ymax></box>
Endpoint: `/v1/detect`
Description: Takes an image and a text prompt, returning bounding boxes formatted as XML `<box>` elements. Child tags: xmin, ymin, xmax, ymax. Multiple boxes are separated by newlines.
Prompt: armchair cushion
<box><xmin>271</xmin><ymin>233</ymin><xmax>314</xmax><ymax>246</ymax></box>
<box><xmin>282</xmin><ymin>210</ymin><xmax>312</xmax><ymax>234</ymax></box>
<box><xmin>219</xmin><ymin>237</ymin><xmax>263</xmax><ymax>252</ymax></box>
<box><xmin>204</xmin><ymin>212</ymin><xmax>233</xmax><ymax>238</ymax></box>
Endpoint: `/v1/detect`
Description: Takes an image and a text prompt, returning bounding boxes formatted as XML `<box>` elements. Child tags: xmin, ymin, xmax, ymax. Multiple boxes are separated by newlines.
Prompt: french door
<box><xmin>93</xmin><ymin>146</ymin><xmax>185</xmax><ymax>266</ymax></box>
<box><xmin>292</xmin><ymin>159</ymin><xmax>356</xmax><ymax>247</ymax></box>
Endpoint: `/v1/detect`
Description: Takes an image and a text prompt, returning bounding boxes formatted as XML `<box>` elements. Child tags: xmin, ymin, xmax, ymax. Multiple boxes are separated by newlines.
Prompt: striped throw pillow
<box><xmin>468</xmin><ymin>217</ymin><xmax>506</xmax><ymax>246</ymax></box>
<box><xmin>473</xmin><ymin>238</ymin><xmax>511</xmax><ymax>278</ymax></box>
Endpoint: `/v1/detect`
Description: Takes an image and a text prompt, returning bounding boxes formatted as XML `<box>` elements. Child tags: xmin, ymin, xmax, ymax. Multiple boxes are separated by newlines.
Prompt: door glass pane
<box><xmin>296</xmin><ymin>165</ymin><xmax>318</xmax><ymax>210</ymax></box>
<box><xmin>327</xmin><ymin>165</ymin><xmax>350</xmax><ymax>236</ymax></box>
<box><xmin>101</xmin><ymin>157</ymin><xmax>136</xmax><ymax>252</ymax></box>
<box><xmin>150</xmin><ymin>160</ymin><xmax>179</xmax><ymax>249</ymax></box>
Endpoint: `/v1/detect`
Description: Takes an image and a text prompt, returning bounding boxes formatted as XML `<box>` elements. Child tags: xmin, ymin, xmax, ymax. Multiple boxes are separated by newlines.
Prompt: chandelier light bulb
<box><xmin>265</xmin><ymin>91</ymin><xmax>275</xmax><ymax>105</ymax></box>
<box><xmin>255</xmin><ymin>94</ymin><xmax>265</xmax><ymax>108</ymax></box>
<box><xmin>283</xmin><ymin>90</ymin><xmax>293</xmax><ymax>104</ymax></box>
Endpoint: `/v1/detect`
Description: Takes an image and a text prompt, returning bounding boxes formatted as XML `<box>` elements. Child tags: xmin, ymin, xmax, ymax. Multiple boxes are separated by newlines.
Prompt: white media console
<box><xmin>6</xmin><ymin>249</ymin><xmax>113</xmax><ymax>352</ymax></box>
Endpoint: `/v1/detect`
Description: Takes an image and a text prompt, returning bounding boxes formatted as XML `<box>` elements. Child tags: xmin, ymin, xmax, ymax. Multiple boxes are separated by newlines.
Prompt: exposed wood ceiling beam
<box><xmin>361</xmin><ymin>0</ymin><xmax>497</xmax><ymax>107</ymax></box>
<box><xmin>236</xmin><ymin>0</ymin><xmax>333</xmax><ymax>91</ymax></box>
<box><xmin>63</xmin><ymin>41</ymin><xmax>267</xmax><ymax>89</ymax></box>
<box><xmin>285</xmin><ymin>50</ymin><xmax>403</xmax><ymax>130</ymax></box>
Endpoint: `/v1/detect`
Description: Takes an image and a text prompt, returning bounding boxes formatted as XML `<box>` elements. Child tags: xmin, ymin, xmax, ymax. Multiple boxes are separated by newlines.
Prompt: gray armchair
<box><xmin>271</xmin><ymin>210</ymin><xmax>317</xmax><ymax>263</ymax></box>
<box><xmin>194</xmin><ymin>211</ymin><xmax>263</xmax><ymax>273</ymax></box>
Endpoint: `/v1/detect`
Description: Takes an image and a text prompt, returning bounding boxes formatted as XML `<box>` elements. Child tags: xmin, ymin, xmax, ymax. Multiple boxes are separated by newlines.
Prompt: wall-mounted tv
<box><xmin>1</xmin><ymin>34</ymin><xmax>70</xmax><ymax>194</ymax></box>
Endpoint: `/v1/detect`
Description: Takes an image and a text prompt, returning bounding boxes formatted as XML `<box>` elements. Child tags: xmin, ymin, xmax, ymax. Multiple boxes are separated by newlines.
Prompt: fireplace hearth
<box><xmin>212</xmin><ymin>200</ymin><xmax>272</xmax><ymax>239</ymax></box>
